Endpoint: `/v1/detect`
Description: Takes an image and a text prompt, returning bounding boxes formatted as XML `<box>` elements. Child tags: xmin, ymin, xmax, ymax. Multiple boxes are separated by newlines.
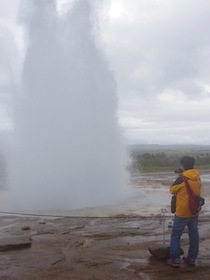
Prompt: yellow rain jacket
<box><xmin>170</xmin><ymin>169</ymin><xmax>202</xmax><ymax>218</ymax></box>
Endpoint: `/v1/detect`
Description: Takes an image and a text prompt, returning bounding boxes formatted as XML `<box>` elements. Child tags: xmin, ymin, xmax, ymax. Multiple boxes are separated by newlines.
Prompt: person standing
<box><xmin>167</xmin><ymin>156</ymin><xmax>202</xmax><ymax>267</ymax></box>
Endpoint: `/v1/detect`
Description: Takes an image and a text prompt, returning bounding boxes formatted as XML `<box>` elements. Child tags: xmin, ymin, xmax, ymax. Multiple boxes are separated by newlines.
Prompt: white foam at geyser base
<box><xmin>2</xmin><ymin>0</ymin><xmax>128</xmax><ymax>213</ymax></box>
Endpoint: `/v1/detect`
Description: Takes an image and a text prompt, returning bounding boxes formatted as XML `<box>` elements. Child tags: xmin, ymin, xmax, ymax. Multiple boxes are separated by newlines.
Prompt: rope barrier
<box><xmin>0</xmin><ymin>211</ymin><xmax>73</xmax><ymax>218</ymax></box>
<box><xmin>0</xmin><ymin>210</ymin><xmax>209</xmax><ymax>219</ymax></box>
<box><xmin>0</xmin><ymin>210</ymin><xmax>167</xmax><ymax>219</ymax></box>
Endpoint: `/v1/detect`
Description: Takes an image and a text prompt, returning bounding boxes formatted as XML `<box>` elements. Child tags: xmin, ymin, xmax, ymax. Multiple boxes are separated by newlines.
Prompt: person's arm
<box><xmin>170</xmin><ymin>176</ymin><xmax>184</xmax><ymax>195</ymax></box>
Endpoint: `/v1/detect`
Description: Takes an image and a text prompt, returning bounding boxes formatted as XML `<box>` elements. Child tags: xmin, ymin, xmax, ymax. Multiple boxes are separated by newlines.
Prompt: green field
<box><xmin>129</xmin><ymin>144</ymin><xmax>210</xmax><ymax>173</ymax></box>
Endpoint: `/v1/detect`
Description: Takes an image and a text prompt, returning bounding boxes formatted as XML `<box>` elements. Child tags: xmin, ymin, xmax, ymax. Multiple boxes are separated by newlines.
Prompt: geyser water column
<box><xmin>7</xmin><ymin>0</ymin><xmax>127</xmax><ymax>212</ymax></box>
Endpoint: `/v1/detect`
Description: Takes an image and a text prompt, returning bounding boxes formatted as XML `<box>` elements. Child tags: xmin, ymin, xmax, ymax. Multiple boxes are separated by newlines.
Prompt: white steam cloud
<box><xmin>2</xmin><ymin>0</ymin><xmax>127</xmax><ymax>212</ymax></box>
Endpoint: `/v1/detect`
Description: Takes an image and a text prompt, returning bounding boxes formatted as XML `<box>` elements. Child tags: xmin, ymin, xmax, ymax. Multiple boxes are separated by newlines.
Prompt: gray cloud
<box><xmin>101</xmin><ymin>0</ymin><xmax>210</xmax><ymax>144</ymax></box>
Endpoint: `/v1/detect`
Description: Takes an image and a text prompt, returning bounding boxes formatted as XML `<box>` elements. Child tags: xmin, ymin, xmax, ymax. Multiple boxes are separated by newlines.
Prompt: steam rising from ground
<box><xmin>3</xmin><ymin>0</ymin><xmax>127</xmax><ymax>212</ymax></box>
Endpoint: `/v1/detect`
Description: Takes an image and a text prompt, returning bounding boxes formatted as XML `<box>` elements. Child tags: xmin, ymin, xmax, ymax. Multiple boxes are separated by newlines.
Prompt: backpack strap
<box><xmin>182</xmin><ymin>176</ymin><xmax>195</xmax><ymax>197</ymax></box>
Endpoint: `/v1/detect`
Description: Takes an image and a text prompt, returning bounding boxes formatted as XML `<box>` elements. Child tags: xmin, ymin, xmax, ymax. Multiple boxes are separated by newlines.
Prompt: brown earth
<box><xmin>0</xmin><ymin>213</ymin><xmax>210</xmax><ymax>280</ymax></box>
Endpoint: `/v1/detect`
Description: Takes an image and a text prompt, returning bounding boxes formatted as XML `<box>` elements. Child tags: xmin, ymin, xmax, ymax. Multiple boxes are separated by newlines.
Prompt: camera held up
<box><xmin>174</xmin><ymin>168</ymin><xmax>183</xmax><ymax>174</ymax></box>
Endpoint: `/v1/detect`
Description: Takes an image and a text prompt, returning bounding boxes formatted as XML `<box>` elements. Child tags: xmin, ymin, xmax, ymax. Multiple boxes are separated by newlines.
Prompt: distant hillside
<box><xmin>129</xmin><ymin>144</ymin><xmax>210</xmax><ymax>173</ymax></box>
<box><xmin>129</xmin><ymin>144</ymin><xmax>210</xmax><ymax>153</ymax></box>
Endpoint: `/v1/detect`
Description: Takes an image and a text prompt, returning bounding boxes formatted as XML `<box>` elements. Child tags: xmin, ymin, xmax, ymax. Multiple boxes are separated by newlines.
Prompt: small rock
<box><xmin>39</xmin><ymin>220</ymin><xmax>46</xmax><ymax>224</ymax></box>
<box><xmin>0</xmin><ymin>237</ymin><xmax>32</xmax><ymax>252</ymax></box>
<box><xmin>22</xmin><ymin>226</ymin><xmax>31</xmax><ymax>231</ymax></box>
<box><xmin>168</xmin><ymin>222</ymin><xmax>173</xmax><ymax>228</ymax></box>
<box><xmin>62</xmin><ymin>230</ymin><xmax>69</xmax><ymax>235</ymax></box>
<box><xmin>148</xmin><ymin>246</ymin><xmax>184</xmax><ymax>259</ymax></box>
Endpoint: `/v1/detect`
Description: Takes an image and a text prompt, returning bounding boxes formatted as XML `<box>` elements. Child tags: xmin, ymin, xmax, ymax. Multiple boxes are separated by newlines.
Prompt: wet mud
<box><xmin>0</xmin><ymin>214</ymin><xmax>210</xmax><ymax>280</ymax></box>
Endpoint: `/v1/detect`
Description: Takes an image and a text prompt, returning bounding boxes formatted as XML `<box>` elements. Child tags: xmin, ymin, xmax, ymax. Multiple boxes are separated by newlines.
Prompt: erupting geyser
<box><xmin>4</xmin><ymin>0</ymin><xmax>127</xmax><ymax>212</ymax></box>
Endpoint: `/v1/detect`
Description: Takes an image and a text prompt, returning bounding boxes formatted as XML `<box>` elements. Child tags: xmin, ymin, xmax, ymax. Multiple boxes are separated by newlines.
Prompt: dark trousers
<box><xmin>170</xmin><ymin>215</ymin><xmax>199</xmax><ymax>261</ymax></box>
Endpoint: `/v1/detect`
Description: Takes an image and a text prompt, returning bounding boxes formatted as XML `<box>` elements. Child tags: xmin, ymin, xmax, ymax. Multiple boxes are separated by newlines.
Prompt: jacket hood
<box><xmin>183</xmin><ymin>169</ymin><xmax>200</xmax><ymax>181</ymax></box>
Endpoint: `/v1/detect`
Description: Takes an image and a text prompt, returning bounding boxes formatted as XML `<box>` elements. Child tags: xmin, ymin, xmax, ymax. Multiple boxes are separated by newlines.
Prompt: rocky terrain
<box><xmin>0</xmin><ymin>213</ymin><xmax>210</xmax><ymax>280</ymax></box>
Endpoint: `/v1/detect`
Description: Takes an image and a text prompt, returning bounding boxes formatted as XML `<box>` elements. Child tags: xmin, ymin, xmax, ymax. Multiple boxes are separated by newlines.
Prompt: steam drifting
<box><xmin>4</xmin><ymin>0</ymin><xmax>127</xmax><ymax>212</ymax></box>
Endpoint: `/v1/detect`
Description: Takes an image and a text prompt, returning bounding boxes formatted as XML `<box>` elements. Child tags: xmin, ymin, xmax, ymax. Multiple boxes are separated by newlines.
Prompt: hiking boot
<box><xmin>167</xmin><ymin>258</ymin><xmax>180</xmax><ymax>267</ymax></box>
<box><xmin>182</xmin><ymin>257</ymin><xmax>196</xmax><ymax>266</ymax></box>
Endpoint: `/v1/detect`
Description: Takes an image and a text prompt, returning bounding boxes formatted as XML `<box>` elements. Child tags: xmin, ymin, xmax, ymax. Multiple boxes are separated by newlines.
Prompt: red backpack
<box><xmin>182</xmin><ymin>176</ymin><xmax>205</xmax><ymax>215</ymax></box>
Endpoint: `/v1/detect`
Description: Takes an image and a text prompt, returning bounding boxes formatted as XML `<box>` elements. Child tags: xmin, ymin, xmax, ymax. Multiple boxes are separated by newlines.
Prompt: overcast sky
<box><xmin>0</xmin><ymin>0</ymin><xmax>210</xmax><ymax>145</ymax></box>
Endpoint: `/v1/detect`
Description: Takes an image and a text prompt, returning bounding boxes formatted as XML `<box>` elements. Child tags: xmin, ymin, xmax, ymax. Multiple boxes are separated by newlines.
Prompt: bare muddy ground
<box><xmin>0</xmin><ymin>214</ymin><xmax>210</xmax><ymax>280</ymax></box>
